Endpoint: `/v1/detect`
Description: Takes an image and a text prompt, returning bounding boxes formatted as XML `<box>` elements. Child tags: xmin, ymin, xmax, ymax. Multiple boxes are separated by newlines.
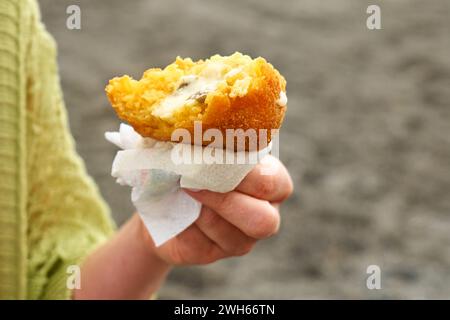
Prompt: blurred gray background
<box><xmin>39</xmin><ymin>0</ymin><xmax>450</xmax><ymax>298</ymax></box>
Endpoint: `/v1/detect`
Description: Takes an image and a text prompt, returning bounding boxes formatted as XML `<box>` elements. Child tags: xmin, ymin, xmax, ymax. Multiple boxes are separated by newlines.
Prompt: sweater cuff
<box><xmin>37</xmin><ymin>232</ymin><xmax>110</xmax><ymax>300</ymax></box>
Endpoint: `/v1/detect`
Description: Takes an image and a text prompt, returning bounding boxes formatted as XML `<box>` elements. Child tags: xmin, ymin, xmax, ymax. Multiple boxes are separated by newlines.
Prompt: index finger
<box><xmin>184</xmin><ymin>189</ymin><xmax>280</xmax><ymax>239</ymax></box>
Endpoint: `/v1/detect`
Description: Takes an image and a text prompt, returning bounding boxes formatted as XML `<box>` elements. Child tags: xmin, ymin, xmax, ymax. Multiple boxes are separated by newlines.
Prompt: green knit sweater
<box><xmin>0</xmin><ymin>0</ymin><xmax>116</xmax><ymax>299</ymax></box>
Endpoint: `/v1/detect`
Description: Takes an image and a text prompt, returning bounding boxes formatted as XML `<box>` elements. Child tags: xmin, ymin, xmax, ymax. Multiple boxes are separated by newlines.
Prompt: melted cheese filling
<box><xmin>151</xmin><ymin>76</ymin><xmax>218</xmax><ymax>118</ymax></box>
<box><xmin>151</xmin><ymin>62</ymin><xmax>228</xmax><ymax>119</ymax></box>
<box><xmin>151</xmin><ymin>63</ymin><xmax>286</xmax><ymax>119</ymax></box>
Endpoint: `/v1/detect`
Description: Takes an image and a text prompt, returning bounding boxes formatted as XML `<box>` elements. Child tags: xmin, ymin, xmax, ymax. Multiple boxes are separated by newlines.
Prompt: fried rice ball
<box><xmin>105</xmin><ymin>52</ymin><xmax>287</xmax><ymax>150</ymax></box>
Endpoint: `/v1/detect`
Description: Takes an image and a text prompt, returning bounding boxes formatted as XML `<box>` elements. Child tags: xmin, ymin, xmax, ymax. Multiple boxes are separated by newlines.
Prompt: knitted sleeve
<box><xmin>20</xmin><ymin>1</ymin><xmax>116</xmax><ymax>299</ymax></box>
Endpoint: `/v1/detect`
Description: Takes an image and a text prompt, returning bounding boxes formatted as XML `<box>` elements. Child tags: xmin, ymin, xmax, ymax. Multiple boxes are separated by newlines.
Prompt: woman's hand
<box><xmin>75</xmin><ymin>155</ymin><xmax>292</xmax><ymax>299</ymax></box>
<box><xmin>143</xmin><ymin>155</ymin><xmax>293</xmax><ymax>265</ymax></box>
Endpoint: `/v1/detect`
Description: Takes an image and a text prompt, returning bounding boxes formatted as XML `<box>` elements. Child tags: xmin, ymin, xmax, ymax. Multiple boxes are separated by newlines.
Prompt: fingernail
<box><xmin>185</xmin><ymin>188</ymin><xmax>201</xmax><ymax>192</ymax></box>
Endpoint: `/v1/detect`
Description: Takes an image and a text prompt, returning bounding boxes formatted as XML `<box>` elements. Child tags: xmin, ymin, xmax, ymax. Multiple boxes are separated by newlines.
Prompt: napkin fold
<box><xmin>106</xmin><ymin>123</ymin><xmax>270</xmax><ymax>246</ymax></box>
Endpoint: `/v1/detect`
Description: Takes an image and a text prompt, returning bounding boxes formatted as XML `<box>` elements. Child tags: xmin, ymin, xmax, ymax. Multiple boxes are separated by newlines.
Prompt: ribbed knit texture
<box><xmin>0</xmin><ymin>0</ymin><xmax>116</xmax><ymax>299</ymax></box>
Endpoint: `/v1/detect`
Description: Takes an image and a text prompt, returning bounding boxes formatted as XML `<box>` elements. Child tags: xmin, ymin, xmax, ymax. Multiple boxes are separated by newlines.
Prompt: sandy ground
<box><xmin>39</xmin><ymin>0</ymin><xmax>450</xmax><ymax>298</ymax></box>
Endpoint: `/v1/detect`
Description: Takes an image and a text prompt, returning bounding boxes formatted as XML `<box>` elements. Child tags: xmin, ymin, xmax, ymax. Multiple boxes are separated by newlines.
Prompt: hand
<box><xmin>142</xmin><ymin>155</ymin><xmax>293</xmax><ymax>265</ymax></box>
<box><xmin>75</xmin><ymin>156</ymin><xmax>292</xmax><ymax>299</ymax></box>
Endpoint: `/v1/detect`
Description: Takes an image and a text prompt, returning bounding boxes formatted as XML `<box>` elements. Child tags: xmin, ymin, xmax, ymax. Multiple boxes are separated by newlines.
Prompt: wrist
<box><xmin>133</xmin><ymin>213</ymin><xmax>172</xmax><ymax>269</ymax></box>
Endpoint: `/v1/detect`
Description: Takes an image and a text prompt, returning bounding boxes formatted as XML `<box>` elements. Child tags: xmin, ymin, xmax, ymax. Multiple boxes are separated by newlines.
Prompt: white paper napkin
<box><xmin>105</xmin><ymin>123</ymin><xmax>271</xmax><ymax>246</ymax></box>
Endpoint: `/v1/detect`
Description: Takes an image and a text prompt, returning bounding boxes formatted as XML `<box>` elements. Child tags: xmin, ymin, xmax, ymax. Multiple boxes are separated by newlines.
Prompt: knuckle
<box><xmin>201</xmin><ymin>245</ymin><xmax>224</xmax><ymax>264</ymax></box>
<box><xmin>215</xmin><ymin>192</ymin><xmax>234</xmax><ymax>213</ymax></box>
<box><xmin>199</xmin><ymin>209</ymin><xmax>221</xmax><ymax>229</ymax></box>
<box><xmin>255</xmin><ymin>175</ymin><xmax>276</xmax><ymax>199</ymax></box>
<box><xmin>234</xmin><ymin>241</ymin><xmax>255</xmax><ymax>256</ymax></box>
<box><xmin>250</xmin><ymin>205</ymin><xmax>280</xmax><ymax>239</ymax></box>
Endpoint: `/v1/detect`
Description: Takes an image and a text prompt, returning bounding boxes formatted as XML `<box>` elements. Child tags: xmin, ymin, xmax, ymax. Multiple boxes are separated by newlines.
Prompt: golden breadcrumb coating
<box><xmin>106</xmin><ymin>52</ymin><xmax>287</xmax><ymax>149</ymax></box>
